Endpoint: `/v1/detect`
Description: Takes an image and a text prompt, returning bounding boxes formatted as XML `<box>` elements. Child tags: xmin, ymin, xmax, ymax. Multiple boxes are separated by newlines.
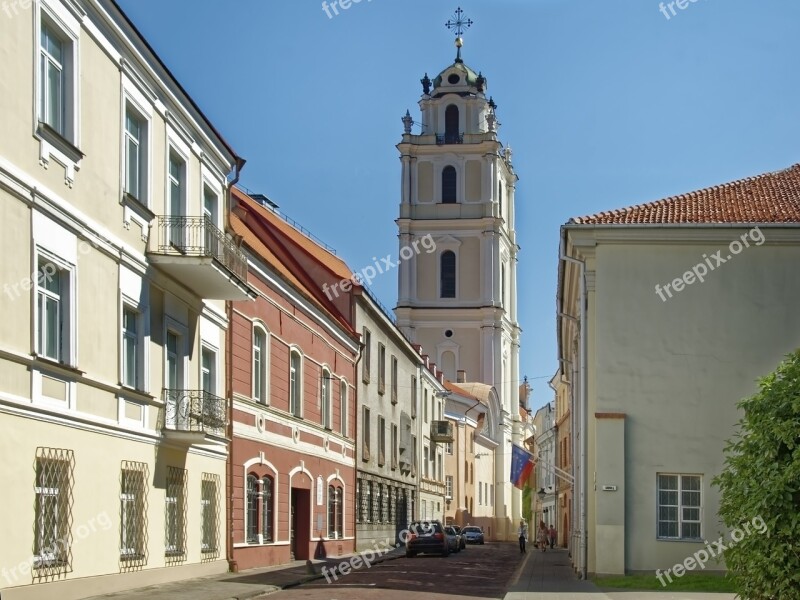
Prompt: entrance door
<box><xmin>290</xmin><ymin>488</ymin><xmax>311</xmax><ymax>560</ymax></box>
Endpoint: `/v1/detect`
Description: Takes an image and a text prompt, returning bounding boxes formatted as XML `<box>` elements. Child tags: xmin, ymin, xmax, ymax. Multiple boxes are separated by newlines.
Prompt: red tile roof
<box><xmin>570</xmin><ymin>164</ymin><xmax>800</xmax><ymax>225</ymax></box>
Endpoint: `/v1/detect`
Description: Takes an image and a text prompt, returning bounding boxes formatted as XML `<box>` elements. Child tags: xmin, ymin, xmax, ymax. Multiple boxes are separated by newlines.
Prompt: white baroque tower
<box><xmin>395</xmin><ymin>31</ymin><xmax>523</xmax><ymax>536</ymax></box>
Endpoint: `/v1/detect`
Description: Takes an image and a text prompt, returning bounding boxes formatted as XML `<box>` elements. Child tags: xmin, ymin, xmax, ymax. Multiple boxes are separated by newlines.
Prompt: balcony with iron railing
<box><xmin>162</xmin><ymin>389</ymin><xmax>228</xmax><ymax>445</ymax></box>
<box><xmin>148</xmin><ymin>216</ymin><xmax>254</xmax><ymax>301</ymax></box>
<box><xmin>430</xmin><ymin>420</ymin><xmax>454</xmax><ymax>443</ymax></box>
<box><xmin>436</xmin><ymin>132</ymin><xmax>464</xmax><ymax>145</ymax></box>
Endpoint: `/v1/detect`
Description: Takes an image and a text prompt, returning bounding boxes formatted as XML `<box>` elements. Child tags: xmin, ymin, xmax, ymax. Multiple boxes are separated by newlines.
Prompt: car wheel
<box><xmin>406</xmin><ymin>550</ymin><xmax>416</xmax><ymax>558</ymax></box>
<box><xmin>443</xmin><ymin>546</ymin><xmax>450</xmax><ymax>557</ymax></box>
<box><xmin>480</xmin><ymin>540</ymin><xmax>485</xmax><ymax>545</ymax></box>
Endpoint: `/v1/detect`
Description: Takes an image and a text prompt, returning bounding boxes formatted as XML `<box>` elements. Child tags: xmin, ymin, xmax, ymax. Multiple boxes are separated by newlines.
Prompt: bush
<box><xmin>713</xmin><ymin>350</ymin><xmax>800</xmax><ymax>599</ymax></box>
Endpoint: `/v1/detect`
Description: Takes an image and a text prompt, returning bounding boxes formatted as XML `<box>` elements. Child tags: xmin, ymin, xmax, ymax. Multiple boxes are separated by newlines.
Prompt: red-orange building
<box><xmin>227</xmin><ymin>189</ymin><xmax>360</xmax><ymax>570</ymax></box>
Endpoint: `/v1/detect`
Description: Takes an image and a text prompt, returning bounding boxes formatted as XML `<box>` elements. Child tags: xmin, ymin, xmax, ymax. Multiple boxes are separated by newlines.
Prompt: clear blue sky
<box><xmin>116</xmin><ymin>0</ymin><xmax>800</xmax><ymax>410</ymax></box>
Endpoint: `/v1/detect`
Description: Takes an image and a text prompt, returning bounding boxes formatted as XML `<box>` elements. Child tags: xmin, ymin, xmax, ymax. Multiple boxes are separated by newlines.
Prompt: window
<box><xmin>391</xmin><ymin>424</ymin><xmax>398</xmax><ymax>470</ymax></box>
<box><xmin>246</xmin><ymin>474</ymin><xmax>258</xmax><ymax>543</ymax></box>
<box><xmin>411</xmin><ymin>435</ymin><xmax>417</xmax><ymax>476</ymax></box>
<box><xmin>411</xmin><ymin>376</ymin><xmax>417</xmax><ymax>419</ymax></box>
<box><xmin>321</xmin><ymin>368</ymin><xmax>332</xmax><ymax>429</ymax></box>
<box><xmin>421</xmin><ymin>499</ymin><xmax>427</xmax><ymax>520</ymax></box>
<box><xmin>165</xmin><ymin>330</ymin><xmax>186</xmax><ymax>428</ymax></box>
<box><xmin>366</xmin><ymin>481</ymin><xmax>373</xmax><ymax>522</ymax></box>
<box><xmin>165</xmin><ymin>467</ymin><xmax>187</xmax><ymax>559</ymax></box>
<box><xmin>423</xmin><ymin>446</ymin><xmax>429</xmax><ymax>478</ymax></box>
<box><xmin>122</xmin><ymin>307</ymin><xmax>140</xmax><ymax>388</ymax></box>
<box><xmin>446</xmin><ymin>442</ymin><xmax>453</xmax><ymax>455</ymax></box>
<box><xmin>376</xmin><ymin>483</ymin><xmax>383</xmax><ymax>522</ymax></box>
<box><xmin>340</xmin><ymin>379</ymin><xmax>348</xmax><ymax>437</ymax></box>
<box><xmin>39</xmin><ymin>18</ymin><xmax>75</xmax><ymax>140</ymax></box>
<box><xmin>438</xmin><ymin>451</ymin><xmax>443</xmax><ymax>481</ymax></box>
<box><xmin>253</xmin><ymin>325</ymin><xmax>267</xmax><ymax>404</ymax></box>
<box><xmin>120</xmin><ymin>463</ymin><xmax>147</xmax><ymax>562</ymax></box>
<box><xmin>201</xmin><ymin>346</ymin><xmax>217</xmax><ymax>397</ymax></box>
<box><xmin>424</xmin><ymin>389</ymin><xmax>428</xmax><ymax>423</ymax></box>
<box><xmin>501</xmin><ymin>265</ymin><xmax>506</xmax><ymax>306</ymax></box>
<box><xmin>657</xmin><ymin>474</ymin><xmax>702</xmax><ymax>539</ymax></box>
<box><xmin>328</xmin><ymin>485</ymin><xmax>343</xmax><ymax>539</ymax></box>
<box><xmin>445</xmin><ymin>104</ymin><xmax>459</xmax><ymax>141</ymax></box>
<box><xmin>203</xmin><ymin>185</ymin><xmax>219</xmax><ymax>226</ymax></box>
<box><xmin>261</xmin><ymin>476</ymin><xmax>274</xmax><ymax>543</ymax></box>
<box><xmin>362</xmin><ymin>328</ymin><xmax>371</xmax><ymax>383</ymax></box>
<box><xmin>445</xmin><ymin>475</ymin><xmax>453</xmax><ymax>499</ymax></box>
<box><xmin>391</xmin><ymin>356</ymin><xmax>398</xmax><ymax>404</ymax></box>
<box><xmin>34</xmin><ymin>449</ymin><xmax>73</xmax><ymax>575</ymax></box>
<box><xmin>490</xmin><ymin>484</ymin><xmax>494</xmax><ymax>507</ymax></box>
<box><xmin>289</xmin><ymin>349</ymin><xmax>302</xmax><ymax>417</ymax></box>
<box><xmin>37</xmin><ymin>257</ymin><xmax>71</xmax><ymax>363</ymax></box>
<box><xmin>378</xmin><ymin>416</ymin><xmax>386</xmax><ymax>466</ymax></box>
<box><xmin>201</xmin><ymin>473</ymin><xmax>220</xmax><ymax>555</ymax></box>
<box><xmin>498</xmin><ymin>180</ymin><xmax>503</xmax><ymax>217</ymax></box>
<box><xmin>124</xmin><ymin>107</ymin><xmax>148</xmax><ymax>202</ymax></box>
<box><xmin>440</xmin><ymin>251</ymin><xmax>456</xmax><ymax>298</ymax></box>
<box><xmin>479</xmin><ymin>482</ymin><xmax>482</xmax><ymax>505</ymax></box>
<box><xmin>377</xmin><ymin>343</ymin><xmax>386</xmax><ymax>394</ymax></box>
<box><xmin>442</xmin><ymin>166</ymin><xmax>457</xmax><ymax>203</ymax></box>
<box><xmin>356</xmin><ymin>479</ymin><xmax>363</xmax><ymax>523</ymax></box>
<box><xmin>167</xmin><ymin>152</ymin><xmax>186</xmax><ymax>247</ymax></box>
<box><xmin>362</xmin><ymin>407</ymin><xmax>370</xmax><ymax>461</ymax></box>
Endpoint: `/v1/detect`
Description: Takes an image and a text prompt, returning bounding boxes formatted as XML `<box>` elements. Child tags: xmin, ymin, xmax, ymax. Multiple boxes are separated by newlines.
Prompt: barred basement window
<box><xmin>120</xmin><ymin>462</ymin><xmax>148</xmax><ymax>567</ymax></box>
<box><xmin>365</xmin><ymin>481</ymin><xmax>372</xmax><ymax>523</ymax></box>
<box><xmin>328</xmin><ymin>485</ymin><xmax>343</xmax><ymax>539</ymax></box>
<box><xmin>383</xmin><ymin>485</ymin><xmax>389</xmax><ymax>523</ymax></box>
<box><xmin>261</xmin><ymin>476</ymin><xmax>274</xmax><ymax>543</ymax></box>
<box><xmin>387</xmin><ymin>485</ymin><xmax>394</xmax><ymax>523</ymax></box>
<box><xmin>33</xmin><ymin>448</ymin><xmax>74</xmax><ymax>579</ymax></box>
<box><xmin>165</xmin><ymin>467</ymin><xmax>187</xmax><ymax>562</ymax></box>
<box><xmin>246</xmin><ymin>474</ymin><xmax>258</xmax><ymax>543</ymax></box>
<box><xmin>355</xmin><ymin>479</ymin><xmax>362</xmax><ymax>524</ymax></box>
<box><xmin>377</xmin><ymin>483</ymin><xmax>385</xmax><ymax>522</ymax></box>
<box><xmin>201</xmin><ymin>473</ymin><xmax>220</xmax><ymax>557</ymax></box>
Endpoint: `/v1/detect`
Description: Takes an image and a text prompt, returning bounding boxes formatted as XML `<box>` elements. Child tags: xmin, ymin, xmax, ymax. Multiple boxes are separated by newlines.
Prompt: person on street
<box><xmin>537</xmin><ymin>521</ymin><xmax>548</xmax><ymax>552</ymax></box>
<box><xmin>549</xmin><ymin>524</ymin><xmax>557</xmax><ymax>549</ymax></box>
<box><xmin>518</xmin><ymin>520</ymin><xmax>528</xmax><ymax>553</ymax></box>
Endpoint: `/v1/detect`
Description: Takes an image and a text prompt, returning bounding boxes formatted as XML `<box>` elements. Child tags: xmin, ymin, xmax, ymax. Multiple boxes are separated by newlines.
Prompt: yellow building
<box><xmin>0</xmin><ymin>1</ymin><xmax>252</xmax><ymax>598</ymax></box>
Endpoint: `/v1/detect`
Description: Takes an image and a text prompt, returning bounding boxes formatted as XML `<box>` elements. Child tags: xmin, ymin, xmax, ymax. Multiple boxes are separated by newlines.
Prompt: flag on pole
<box><xmin>510</xmin><ymin>444</ymin><xmax>535</xmax><ymax>489</ymax></box>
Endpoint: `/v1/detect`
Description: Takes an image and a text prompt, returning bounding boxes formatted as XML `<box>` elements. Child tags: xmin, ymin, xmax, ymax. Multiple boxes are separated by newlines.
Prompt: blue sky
<box><xmin>116</xmin><ymin>0</ymin><xmax>800</xmax><ymax>410</ymax></box>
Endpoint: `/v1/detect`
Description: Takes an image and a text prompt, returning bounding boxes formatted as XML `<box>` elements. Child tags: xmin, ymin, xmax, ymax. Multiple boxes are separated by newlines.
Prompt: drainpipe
<box><xmin>225</xmin><ymin>157</ymin><xmax>245</xmax><ymax>572</ymax></box>
<box><xmin>560</xmin><ymin>234</ymin><xmax>587</xmax><ymax>581</ymax></box>
<box><xmin>352</xmin><ymin>339</ymin><xmax>365</xmax><ymax>549</ymax></box>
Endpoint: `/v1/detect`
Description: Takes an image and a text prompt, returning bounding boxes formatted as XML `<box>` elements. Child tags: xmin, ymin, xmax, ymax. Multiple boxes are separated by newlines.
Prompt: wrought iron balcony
<box><xmin>436</xmin><ymin>132</ymin><xmax>464</xmax><ymax>145</ymax></box>
<box><xmin>148</xmin><ymin>216</ymin><xmax>253</xmax><ymax>301</ymax></box>
<box><xmin>430</xmin><ymin>420</ymin><xmax>454</xmax><ymax>443</ymax></box>
<box><xmin>162</xmin><ymin>389</ymin><xmax>228</xmax><ymax>443</ymax></box>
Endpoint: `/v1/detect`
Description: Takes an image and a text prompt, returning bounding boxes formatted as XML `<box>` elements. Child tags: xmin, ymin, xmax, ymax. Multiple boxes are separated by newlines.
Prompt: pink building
<box><xmin>227</xmin><ymin>189</ymin><xmax>359</xmax><ymax>570</ymax></box>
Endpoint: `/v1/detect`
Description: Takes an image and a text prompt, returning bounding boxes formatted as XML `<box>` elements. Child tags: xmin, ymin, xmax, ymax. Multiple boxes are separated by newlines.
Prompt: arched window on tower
<box><xmin>441</xmin><ymin>166</ymin><xmax>457</xmax><ymax>203</ymax></box>
<box><xmin>440</xmin><ymin>251</ymin><xmax>456</xmax><ymax>298</ymax></box>
<box><xmin>445</xmin><ymin>104</ymin><xmax>460</xmax><ymax>143</ymax></box>
<box><xmin>498</xmin><ymin>181</ymin><xmax>504</xmax><ymax>217</ymax></box>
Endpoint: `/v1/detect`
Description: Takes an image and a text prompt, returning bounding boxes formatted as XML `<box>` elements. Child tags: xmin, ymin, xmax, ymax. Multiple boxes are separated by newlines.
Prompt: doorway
<box><xmin>290</xmin><ymin>488</ymin><xmax>311</xmax><ymax>560</ymax></box>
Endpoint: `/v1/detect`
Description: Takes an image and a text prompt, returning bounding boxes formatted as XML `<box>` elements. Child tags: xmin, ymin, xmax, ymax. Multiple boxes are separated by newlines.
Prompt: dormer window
<box><xmin>448</xmin><ymin>73</ymin><xmax>460</xmax><ymax>85</ymax></box>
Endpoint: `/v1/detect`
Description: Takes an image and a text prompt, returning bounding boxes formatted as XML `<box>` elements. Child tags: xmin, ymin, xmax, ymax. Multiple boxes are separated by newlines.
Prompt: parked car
<box><xmin>451</xmin><ymin>525</ymin><xmax>466</xmax><ymax>550</ymax></box>
<box><xmin>444</xmin><ymin>526</ymin><xmax>462</xmax><ymax>553</ymax></box>
<box><xmin>405</xmin><ymin>520</ymin><xmax>449</xmax><ymax>557</ymax></box>
<box><xmin>461</xmin><ymin>525</ymin><xmax>485</xmax><ymax>545</ymax></box>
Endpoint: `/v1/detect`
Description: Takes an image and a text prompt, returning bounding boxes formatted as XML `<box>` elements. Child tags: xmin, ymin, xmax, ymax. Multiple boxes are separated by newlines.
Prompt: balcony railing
<box><xmin>163</xmin><ymin>389</ymin><xmax>227</xmax><ymax>438</ymax></box>
<box><xmin>436</xmin><ymin>132</ymin><xmax>464</xmax><ymax>145</ymax></box>
<box><xmin>430</xmin><ymin>420</ymin><xmax>454</xmax><ymax>443</ymax></box>
<box><xmin>155</xmin><ymin>216</ymin><xmax>247</xmax><ymax>282</ymax></box>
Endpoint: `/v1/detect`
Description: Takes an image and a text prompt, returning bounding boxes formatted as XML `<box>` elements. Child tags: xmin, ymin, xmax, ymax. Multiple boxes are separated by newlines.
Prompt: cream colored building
<box><xmin>395</xmin><ymin>38</ymin><xmax>523</xmax><ymax>540</ymax></box>
<box><xmin>558</xmin><ymin>163</ymin><xmax>800</xmax><ymax>576</ymax></box>
<box><xmin>0</xmin><ymin>2</ymin><xmax>252</xmax><ymax>598</ymax></box>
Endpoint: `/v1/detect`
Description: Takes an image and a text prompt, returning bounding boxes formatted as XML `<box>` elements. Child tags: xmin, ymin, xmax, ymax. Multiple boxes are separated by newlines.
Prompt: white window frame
<box><xmin>445</xmin><ymin>475</ymin><xmax>453</xmax><ymax>500</ymax></box>
<box><xmin>201</xmin><ymin>477</ymin><xmax>218</xmax><ymax>553</ymax></box>
<box><xmin>289</xmin><ymin>347</ymin><xmax>303</xmax><ymax>418</ymax></box>
<box><xmin>252</xmin><ymin>323</ymin><xmax>269</xmax><ymax>404</ymax></box>
<box><xmin>121</xmin><ymin>304</ymin><xmax>144</xmax><ymax>390</ymax></box>
<box><xmin>201</xmin><ymin>344</ymin><xmax>218</xmax><ymax>397</ymax></box>
<box><xmin>339</xmin><ymin>378</ymin><xmax>348</xmax><ymax>437</ymax></box>
<box><xmin>164</xmin><ymin>320</ymin><xmax>188</xmax><ymax>429</ymax></box>
<box><xmin>321</xmin><ymin>366</ymin><xmax>332</xmax><ymax>429</ymax></box>
<box><xmin>123</xmin><ymin>102</ymin><xmax>149</xmax><ymax>204</ymax></box>
<box><xmin>34</xmin><ymin>251</ymin><xmax>75</xmax><ymax>366</ymax></box>
<box><xmin>657</xmin><ymin>473</ymin><xmax>703</xmax><ymax>540</ymax></box>
<box><xmin>361</xmin><ymin>327</ymin><xmax>371</xmax><ymax>383</ymax></box>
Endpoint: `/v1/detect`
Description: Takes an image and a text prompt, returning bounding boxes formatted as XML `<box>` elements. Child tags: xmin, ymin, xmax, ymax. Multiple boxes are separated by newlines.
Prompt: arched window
<box><xmin>253</xmin><ymin>326</ymin><xmax>268</xmax><ymax>403</ymax></box>
<box><xmin>498</xmin><ymin>181</ymin><xmax>504</xmax><ymax>217</ymax></box>
<box><xmin>321</xmin><ymin>367</ymin><xmax>332</xmax><ymax>429</ymax></box>
<box><xmin>340</xmin><ymin>379</ymin><xmax>348</xmax><ymax>437</ymax></box>
<box><xmin>246</xmin><ymin>474</ymin><xmax>258</xmax><ymax>543</ymax></box>
<box><xmin>445</xmin><ymin>104</ymin><xmax>459</xmax><ymax>142</ymax></box>
<box><xmin>441</xmin><ymin>166</ymin><xmax>457</xmax><ymax>203</ymax></box>
<box><xmin>261</xmin><ymin>476</ymin><xmax>274</xmax><ymax>542</ymax></box>
<box><xmin>289</xmin><ymin>348</ymin><xmax>302</xmax><ymax>417</ymax></box>
<box><xmin>440</xmin><ymin>251</ymin><xmax>456</xmax><ymax>298</ymax></box>
<box><xmin>328</xmin><ymin>484</ymin><xmax>343</xmax><ymax>539</ymax></box>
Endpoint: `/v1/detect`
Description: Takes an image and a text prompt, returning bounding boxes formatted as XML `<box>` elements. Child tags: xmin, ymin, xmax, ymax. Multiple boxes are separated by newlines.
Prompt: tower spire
<box><xmin>445</xmin><ymin>6</ymin><xmax>473</xmax><ymax>63</ymax></box>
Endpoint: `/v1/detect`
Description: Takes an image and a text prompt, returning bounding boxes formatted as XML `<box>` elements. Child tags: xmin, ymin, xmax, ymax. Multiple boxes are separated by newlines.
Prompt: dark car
<box><xmin>405</xmin><ymin>520</ymin><xmax>449</xmax><ymax>557</ymax></box>
<box><xmin>461</xmin><ymin>525</ymin><xmax>485</xmax><ymax>545</ymax></box>
<box><xmin>451</xmin><ymin>525</ymin><xmax>466</xmax><ymax>550</ymax></box>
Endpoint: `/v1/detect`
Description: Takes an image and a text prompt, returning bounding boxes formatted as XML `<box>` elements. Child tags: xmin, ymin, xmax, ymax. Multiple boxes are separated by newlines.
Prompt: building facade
<box><xmin>417</xmin><ymin>359</ymin><xmax>448</xmax><ymax>526</ymax></box>
<box><xmin>532</xmin><ymin>402</ymin><xmax>556</xmax><ymax>529</ymax></box>
<box><xmin>558</xmin><ymin>163</ymin><xmax>800</xmax><ymax>575</ymax></box>
<box><xmin>394</xmin><ymin>39</ymin><xmax>523</xmax><ymax>539</ymax></box>
<box><xmin>0</xmin><ymin>1</ymin><xmax>251</xmax><ymax>597</ymax></box>
<box><xmin>552</xmin><ymin>368</ymin><xmax>572</xmax><ymax>549</ymax></box>
<box><xmin>227</xmin><ymin>190</ymin><xmax>359</xmax><ymax>570</ymax></box>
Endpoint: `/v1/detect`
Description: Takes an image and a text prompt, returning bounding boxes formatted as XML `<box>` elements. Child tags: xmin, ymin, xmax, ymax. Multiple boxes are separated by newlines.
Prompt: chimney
<box><xmin>456</xmin><ymin>369</ymin><xmax>466</xmax><ymax>383</ymax></box>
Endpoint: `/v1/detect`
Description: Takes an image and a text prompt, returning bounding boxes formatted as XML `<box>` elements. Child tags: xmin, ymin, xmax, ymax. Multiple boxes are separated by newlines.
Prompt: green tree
<box><xmin>522</xmin><ymin>483</ymin><xmax>532</xmax><ymax>525</ymax></box>
<box><xmin>713</xmin><ymin>350</ymin><xmax>800</xmax><ymax>600</ymax></box>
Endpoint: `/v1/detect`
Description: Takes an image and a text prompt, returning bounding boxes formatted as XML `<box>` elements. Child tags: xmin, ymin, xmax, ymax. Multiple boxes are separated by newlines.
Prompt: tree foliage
<box><xmin>713</xmin><ymin>350</ymin><xmax>800</xmax><ymax>599</ymax></box>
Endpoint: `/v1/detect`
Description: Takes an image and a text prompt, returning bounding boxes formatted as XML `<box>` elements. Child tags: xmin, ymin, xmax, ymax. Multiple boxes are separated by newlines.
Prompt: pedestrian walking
<box><xmin>549</xmin><ymin>524</ymin><xmax>557</xmax><ymax>549</ymax></box>
<box><xmin>537</xmin><ymin>521</ymin><xmax>548</xmax><ymax>552</ymax></box>
<box><xmin>518</xmin><ymin>520</ymin><xmax>528</xmax><ymax>553</ymax></box>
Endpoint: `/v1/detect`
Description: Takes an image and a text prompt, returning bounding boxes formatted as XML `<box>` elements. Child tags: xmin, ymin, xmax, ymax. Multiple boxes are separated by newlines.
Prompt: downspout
<box><xmin>226</xmin><ymin>157</ymin><xmax>245</xmax><ymax>572</ymax></box>
<box><xmin>352</xmin><ymin>339</ymin><xmax>365</xmax><ymax>548</ymax></box>
<box><xmin>560</xmin><ymin>230</ymin><xmax>588</xmax><ymax>581</ymax></box>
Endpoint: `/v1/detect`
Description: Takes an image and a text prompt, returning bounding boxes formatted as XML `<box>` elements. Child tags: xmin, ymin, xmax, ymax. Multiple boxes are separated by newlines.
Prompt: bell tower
<box><xmin>395</xmin><ymin>9</ymin><xmax>523</xmax><ymax>537</ymax></box>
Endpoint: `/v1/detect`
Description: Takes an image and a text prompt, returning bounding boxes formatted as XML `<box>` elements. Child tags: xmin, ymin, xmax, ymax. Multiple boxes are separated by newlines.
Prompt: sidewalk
<box><xmin>84</xmin><ymin>547</ymin><xmax>405</xmax><ymax>600</ymax></box>
<box><xmin>503</xmin><ymin>548</ymin><xmax>736</xmax><ymax>600</ymax></box>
